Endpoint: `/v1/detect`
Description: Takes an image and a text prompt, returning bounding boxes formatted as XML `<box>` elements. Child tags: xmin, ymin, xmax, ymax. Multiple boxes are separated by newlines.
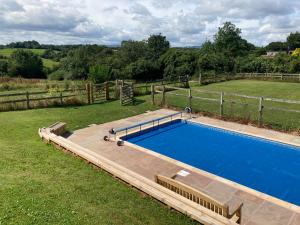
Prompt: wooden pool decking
<box><xmin>39</xmin><ymin>109</ymin><xmax>300</xmax><ymax>225</ymax></box>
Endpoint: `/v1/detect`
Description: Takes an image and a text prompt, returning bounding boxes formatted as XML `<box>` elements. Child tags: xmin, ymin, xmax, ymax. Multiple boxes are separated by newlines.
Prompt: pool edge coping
<box><xmin>121</xmin><ymin>117</ymin><xmax>300</xmax><ymax>214</ymax></box>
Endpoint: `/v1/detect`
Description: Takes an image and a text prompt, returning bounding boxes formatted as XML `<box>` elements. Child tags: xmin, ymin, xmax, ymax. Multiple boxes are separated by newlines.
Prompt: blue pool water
<box><xmin>124</xmin><ymin>119</ymin><xmax>300</xmax><ymax>206</ymax></box>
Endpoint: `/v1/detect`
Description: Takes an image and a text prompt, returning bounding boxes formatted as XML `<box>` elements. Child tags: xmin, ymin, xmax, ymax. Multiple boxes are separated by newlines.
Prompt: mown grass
<box><xmin>0</xmin><ymin>96</ymin><xmax>198</xmax><ymax>225</ymax></box>
<box><xmin>162</xmin><ymin>80</ymin><xmax>300</xmax><ymax>131</ymax></box>
<box><xmin>192</xmin><ymin>80</ymin><xmax>300</xmax><ymax>100</ymax></box>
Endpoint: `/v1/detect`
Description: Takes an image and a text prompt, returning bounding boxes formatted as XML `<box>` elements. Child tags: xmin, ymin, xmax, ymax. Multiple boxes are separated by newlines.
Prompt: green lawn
<box><xmin>42</xmin><ymin>58</ymin><xmax>60</xmax><ymax>69</ymax></box>
<box><xmin>0</xmin><ymin>48</ymin><xmax>46</xmax><ymax>56</ymax></box>
<box><xmin>0</xmin><ymin>97</ymin><xmax>197</xmax><ymax>225</ymax></box>
<box><xmin>193</xmin><ymin>80</ymin><xmax>300</xmax><ymax>100</ymax></box>
<box><xmin>164</xmin><ymin>80</ymin><xmax>300</xmax><ymax>131</ymax></box>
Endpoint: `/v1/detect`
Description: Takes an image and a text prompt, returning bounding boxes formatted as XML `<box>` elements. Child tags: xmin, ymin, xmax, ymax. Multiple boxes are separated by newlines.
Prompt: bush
<box><xmin>88</xmin><ymin>64</ymin><xmax>111</xmax><ymax>83</ymax></box>
<box><xmin>8</xmin><ymin>49</ymin><xmax>45</xmax><ymax>78</ymax></box>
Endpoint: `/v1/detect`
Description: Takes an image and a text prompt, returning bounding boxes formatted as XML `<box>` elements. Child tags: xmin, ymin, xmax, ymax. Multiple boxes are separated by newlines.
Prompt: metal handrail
<box><xmin>111</xmin><ymin>111</ymin><xmax>183</xmax><ymax>137</ymax></box>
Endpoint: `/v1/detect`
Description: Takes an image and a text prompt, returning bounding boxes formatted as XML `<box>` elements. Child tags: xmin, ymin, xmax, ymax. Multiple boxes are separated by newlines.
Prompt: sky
<box><xmin>0</xmin><ymin>0</ymin><xmax>300</xmax><ymax>47</ymax></box>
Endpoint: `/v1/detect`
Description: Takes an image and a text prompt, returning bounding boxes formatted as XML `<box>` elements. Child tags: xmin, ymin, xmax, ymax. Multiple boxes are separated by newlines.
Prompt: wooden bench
<box><xmin>47</xmin><ymin>122</ymin><xmax>66</xmax><ymax>136</ymax></box>
<box><xmin>155</xmin><ymin>174</ymin><xmax>243</xmax><ymax>224</ymax></box>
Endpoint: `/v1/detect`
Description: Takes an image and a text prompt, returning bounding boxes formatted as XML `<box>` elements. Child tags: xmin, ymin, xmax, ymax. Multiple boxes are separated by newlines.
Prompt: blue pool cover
<box><xmin>124</xmin><ymin>119</ymin><xmax>300</xmax><ymax>206</ymax></box>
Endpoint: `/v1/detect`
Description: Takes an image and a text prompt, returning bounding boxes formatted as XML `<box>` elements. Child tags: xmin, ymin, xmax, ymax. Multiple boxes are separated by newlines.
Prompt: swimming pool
<box><xmin>123</xmin><ymin>119</ymin><xmax>300</xmax><ymax>206</ymax></box>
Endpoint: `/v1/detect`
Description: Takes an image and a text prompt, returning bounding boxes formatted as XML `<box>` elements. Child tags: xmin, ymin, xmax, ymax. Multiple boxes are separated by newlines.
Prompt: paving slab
<box><xmin>64</xmin><ymin>109</ymin><xmax>300</xmax><ymax>225</ymax></box>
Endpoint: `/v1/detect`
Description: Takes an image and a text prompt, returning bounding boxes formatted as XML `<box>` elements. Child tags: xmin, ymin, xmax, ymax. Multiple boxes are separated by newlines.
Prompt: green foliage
<box><xmin>147</xmin><ymin>34</ymin><xmax>170</xmax><ymax>59</ymax></box>
<box><xmin>287</xmin><ymin>32</ymin><xmax>300</xmax><ymax>50</ymax></box>
<box><xmin>0</xmin><ymin>60</ymin><xmax>8</xmax><ymax>75</ymax></box>
<box><xmin>8</xmin><ymin>49</ymin><xmax>45</xmax><ymax>78</ymax></box>
<box><xmin>161</xmin><ymin>49</ymin><xmax>197</xmax><ymax>79</ymax></box>
<box><xmin>265</xmin><ymin>42</ymin><xmax>287</xmax><ymax>51</ymax></box>
<box><xmin>124</xmin><ymin>59</ymin><xmax>161</xmax><ymax>81</ymax></box>
<box><xmin>88</xmin><ymin>64</ymin><xmax>111</xmax><ymax>83</ymax></box>
<box><xmin>48</xmin><ymin>69</ymin><xmax>71</xmax><ymax>80</ymax></box>
<box><xmin>7</xmin><ymin>40</ymin><xmax>41</xmax><ymax>49</ymax></box>
<box><xmin>120</xmin><ymin>40</ymin><xmax>148</xmax><ymax>64</ymax></box>
<box><xmin>214</xmin><ymin>22</ymin><xmax>254</xmax><ymax>57</ymax></box>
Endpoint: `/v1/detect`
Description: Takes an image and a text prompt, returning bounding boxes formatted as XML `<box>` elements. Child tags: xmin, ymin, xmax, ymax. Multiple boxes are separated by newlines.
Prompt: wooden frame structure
<box><xmin>39</xmin><ymin>122</ymin><xmax>241</xmax><ymax>225</ymax></box>
<box><xmin>155</xmin><ymin>174</ymin><xmax>243</xmax><ymax>224</ymax></box>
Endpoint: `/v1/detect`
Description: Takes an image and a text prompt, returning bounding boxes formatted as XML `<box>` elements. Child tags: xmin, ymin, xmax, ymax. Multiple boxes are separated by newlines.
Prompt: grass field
<box><xmin>192</xmin><ymin>80</ymin><xmax>300</xmax><ymax>100</ymax></box>
<box><xmin>0</xmin><ymin>97</ymin><xmax>197</xmax><ymax>225</ymax></box>
<box><xmin>162</xmin><ymin>80</ymin><xmax>300</xmax><ymax>131</ymax></box>
<box><xmin>0</xmin><ymin>48</ymin><xmax>46</xmax><ymax>56</ymax></box>
<box><xmin>0</xmin><ymin>48</ymin><xmax>59</xmax><ymax>69</ymax></box>
<box><xmin>42</xmin><ymin>58</ymin><xmax>60</xmax><ymax>69</ymax></box>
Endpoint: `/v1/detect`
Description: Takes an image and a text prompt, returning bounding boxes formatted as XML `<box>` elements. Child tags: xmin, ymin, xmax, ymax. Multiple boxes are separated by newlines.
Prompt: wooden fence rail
<box><xmin>196</xmin><ymin>72</ymin><xmax>300</xmax><ymax>84</ymax></box>
<box><xmin>151</xmin><ymin>85</ymin><xmax>300</xmax><ymax>127</ymax></box>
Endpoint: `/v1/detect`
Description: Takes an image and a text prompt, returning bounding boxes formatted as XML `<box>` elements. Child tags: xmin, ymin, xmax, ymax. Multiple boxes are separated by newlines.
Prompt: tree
<box><xmin>0</xmin><ymin>61</ymin><xmax>8</xmax><ymax>75</ymax></box>
<box><xmin>124</xmin><ymin>59</ymin><xmax>161</xmax><ymax>81</ymax></box>
<box><xmin>214</xmin><ymin>22</ymin><xmax>254</xmax><ymax>57</ymax></box>
<box><xmin>8</xmin><ymin>50</ymin><xmax>44</xmax><ymax>78</ymax></box>
<box><xmin>147</xmin><ymin>34</ymin><xmax>170</xmax><ymax>59</ymax></box>
<box><xmin>120</xmin><ymin>40</ymin><xmax>148</xmax><ymax>64</ymax></box>
<box><xmin>8</xmin><ymin>40</ymin><xmax>41</xmax><ymax>49</ymax></box>
<box><xmin>160</xmin><ymin>49</ymin><xmax>197</xmax><ymax>79</ymax></box>
<box><xmin>287</xmin><ymin>32</ymin><xmax>300</xmax><ymax>50</ymax></box>
<box><xmin>88</xmin><ymin>64</ymin><xmax>111</xmax><ymax>83</ymax></box>
<box><xmin>265</xmin><ymin>42</ymin><xmax>287</xmax><ymax>51</ymax></box>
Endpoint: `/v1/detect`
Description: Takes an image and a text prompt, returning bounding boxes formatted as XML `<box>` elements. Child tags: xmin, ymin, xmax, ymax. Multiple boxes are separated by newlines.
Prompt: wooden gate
<box><xmin>91</xmin><ymin>82</ymin><xmax>109</xmax><ymax>103</ymax></box>
<box><xmin>120</xmin><ymin>84</ymin><xmax>134</xmax><ymax>105</ymax></box>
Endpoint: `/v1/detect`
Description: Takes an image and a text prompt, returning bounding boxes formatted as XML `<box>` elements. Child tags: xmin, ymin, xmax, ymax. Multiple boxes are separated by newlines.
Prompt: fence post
<box><xmin>220</xmin><ymin>92</ymin><xmax>224</xmax><ymax>117</ymax></box>
<box><xmin>105</xmin><ymin>81</ymin><xmax>109</xmax><ymax>100</ymax></box>
<box><xmin>114</xmin><ymin>80</ymin><xmax>118</xmax><ymax>99</ymax></box>
<box><xmin>151</xmin><ymin>85</ymin><xmax>155</xmax><ymax>105</ymax></box>
<box><xmin>86</xmin><ymin>83</ymin><xmax>91</xmax><ymax>104</ymax></box>
<box><xmin>60</xmin><ymin>91</ymin><xmax>63</xmax><ymax>105</ymax></box>
<box><xmin>145</xmin><ymin>81</ymin><xmax>148</xmax><ymax>93</ymax></box>
<box><xmin>281</xmin><ymin>74</ymin><xmax>283</xmax><ymax>80</ymax></box>
<box><xmin>26</xmin><ymin>91</ymin><xmax>30</xmax><ymax>109</ymax></box>
<box><xmin>120</xmin><ymin>85</ymin><xmax>123</xmax><ymax>105</ymax></box>
<box><xmin>199</xmin><ymin>72</ymin><xmax>202</xmax><ymax>84</ymax></box>
<box><xmin>90</xmin><ymin>82</ymin><xmax>94</xmax><ymax>103</ymax></box>
<box><xmin>258</xmin><ymin>97</ymin><xmax>264</xmax><ymax>126</ymax></box>
<box><xmin>188</xmin><ymin>88</ymin><xmax>192</xmax><ymax>109</ymax></box>
<box><xmin>162</xmin><ymin>85</ymin><xmax>166</xmax><ymax>106</ymax></box>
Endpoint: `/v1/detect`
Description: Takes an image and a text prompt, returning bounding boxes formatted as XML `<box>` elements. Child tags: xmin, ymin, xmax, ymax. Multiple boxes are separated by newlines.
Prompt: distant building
<box><xmin>266</xmin><ymin>51</ymin><xmax>279</xmax><ymax>57</ymax></box>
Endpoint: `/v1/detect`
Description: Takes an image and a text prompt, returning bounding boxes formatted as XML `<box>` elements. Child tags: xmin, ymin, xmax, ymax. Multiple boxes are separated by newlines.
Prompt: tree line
<box><xmin>1</xmin><ymin>22</ymin><xmax>300</xmax><ymax>81</ymax></box>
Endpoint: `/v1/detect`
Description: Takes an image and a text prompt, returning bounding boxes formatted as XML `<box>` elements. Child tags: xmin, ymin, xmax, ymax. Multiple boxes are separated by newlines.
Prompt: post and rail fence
<box><xmin>196</xmin><ymin>72</ymin><xmax>300</xmax><ymax>85</ymax></box>
<box><xmin>151</xmin><ymin>84</ymin><xmax>300</xmax><ymax>131</ymax></box>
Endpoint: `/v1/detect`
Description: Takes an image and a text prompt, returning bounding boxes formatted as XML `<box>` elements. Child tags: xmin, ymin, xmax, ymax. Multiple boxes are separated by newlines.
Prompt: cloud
<box><xmin>0</xmin><ymin>0</ymin><xmax>299</xmax><ymax>46</ymax></box>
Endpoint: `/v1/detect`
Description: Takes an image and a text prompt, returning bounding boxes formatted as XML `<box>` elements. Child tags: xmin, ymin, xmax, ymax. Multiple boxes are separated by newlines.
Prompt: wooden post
<box><xmin>188</xmin><ymin>89</ymin><xmax>192</xmax><ymax>109</ymax></box>
<box><xmin>26</xmin><ymin>91</ymin><xmax>30</xmax><ymax>109</ymax></box>
<box><xmin>220</xmin><ymin>92</ymin><xmax>224</xmax><ymax>117</ymax></box>
<box><xmin>199</xmin><ymin>72</ymin><xmax>202</xmax><ymax>84</ymax></box>
<box><xmin>105</xmin><ymin>82</ymin><xmax>109</xmax><ymax>100</ymax></box>
<box><xmin>120</xmin><ymin>85</ymin><xmax>123</xmax><ymax>105</ymax></box>
<box><xmin>281</xmin><ymin>74</ymin><xmax>283</xmax><ymax>80</ymax></box>
<box><xmin>185</xmin><ymin>75</ymin><xmax>189</xmax><ymax>88</ymax></box>
<box><xmin>151</xmin><ymin>85</ymin><xmax>155</xmax><ymax>105</ymax></box>
<box><xmin>131</xmin><ymin>83</ymin><xmax>134</xmax><ymax>105</ymax></box>
<box><xmin>86</xmin><ymin>83</ymin><xmax>91</xmax><ymax>104</ymax></box>
<box><xmin>60</xmin><ymin>91</ymin><xmax>63</xmax><ymax>104</ymax></box>
<box><xmin>115</xmin><ymin>80</ymin><xmax>118</xmax><ymax>99</ymax></box>
<box><xmin>258</xmin><ymin>97</ymin><xmax>264</xmax><ymax>126</ymax></box>
<box><xmin>162</xmin><ymin>85</ymin><xmax>166</xmax><ymax>106</ymax></box>
<box><xmin>90</xmin><ymin>82</ymin><xmax>94</xmax><ymax>103</ymax></box>
<box><xmin>145</xmin><ymin>81</ymin><xmax>148</xmax><ymax>93</ymax></box>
